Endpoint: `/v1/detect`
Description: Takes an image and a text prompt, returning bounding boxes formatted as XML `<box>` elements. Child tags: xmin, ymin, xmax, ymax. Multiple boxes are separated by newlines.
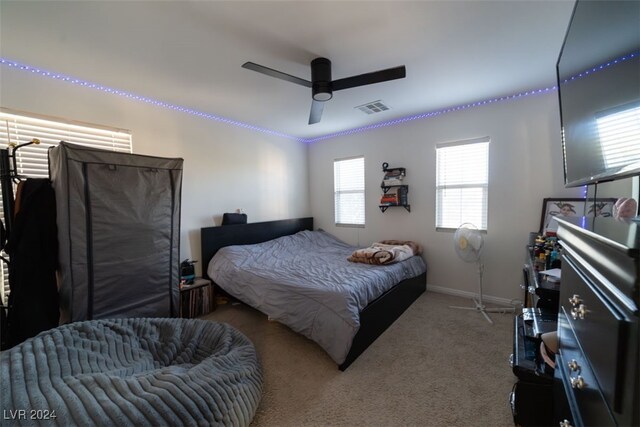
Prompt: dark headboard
<box><xmin>200</xmin><ymin>217</ymin><xmax>313</xmax><ymax>279</ymax></box>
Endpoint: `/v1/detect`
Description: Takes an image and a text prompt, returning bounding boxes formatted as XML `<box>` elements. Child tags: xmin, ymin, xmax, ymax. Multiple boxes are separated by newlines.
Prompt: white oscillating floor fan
<box><xmin>450</xmin><ymin>223</ymin><xmax>514</xmax><ymax>324</ymax></box>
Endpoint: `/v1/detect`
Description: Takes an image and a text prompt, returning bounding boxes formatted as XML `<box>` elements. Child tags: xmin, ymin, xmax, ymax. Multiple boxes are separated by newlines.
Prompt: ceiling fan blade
<box><xmin>309</xmin><ymin>100</ymin><xmax>325</xmax><ymax>125</ymax></box>
<box><xmin>242</xmin><ymin>62</ymin><xmax>312</xmax><ymax>88</ymax></box>
<box><xmin>332</xmin><ymin>65</ymin><xmax>406</xmax><ymax>91</ymax></box>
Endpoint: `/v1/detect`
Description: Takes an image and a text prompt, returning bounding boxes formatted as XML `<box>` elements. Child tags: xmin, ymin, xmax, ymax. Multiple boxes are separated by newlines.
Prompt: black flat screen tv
<box><xmin>557</xmin><ymin>0</ymin><xmax>640</xmax><ymax>188</ymax></box>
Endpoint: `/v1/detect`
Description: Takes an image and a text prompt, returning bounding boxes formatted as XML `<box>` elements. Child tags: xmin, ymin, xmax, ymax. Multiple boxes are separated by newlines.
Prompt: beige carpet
<box><xmin>202</xmin><ymin>291</ymin><xmax>517</xmax><ymax>427</ymax></box>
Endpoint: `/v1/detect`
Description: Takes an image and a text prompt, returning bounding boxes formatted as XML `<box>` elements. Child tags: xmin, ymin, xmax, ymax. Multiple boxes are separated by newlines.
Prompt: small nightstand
<box><xmin>179</xmin><ymin>277</ymin><xmax>215</xmax><ymax>318</ymax></box>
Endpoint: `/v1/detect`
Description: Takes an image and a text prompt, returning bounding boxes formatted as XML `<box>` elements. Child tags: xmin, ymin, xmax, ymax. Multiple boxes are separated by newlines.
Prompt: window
<box><xmin>334</xmin><ymin>156</ymin><xmax>365</xmax><ymax>227</ymax></box>
<box><xmin>0</xmin><ymin>109</ymin><xmax>132</xmax><ymax>304</ymax></box>
<box><xmin>436</xmin><ymin>137</ymin><xmax>489</xmax><ymax>231</ymax></box>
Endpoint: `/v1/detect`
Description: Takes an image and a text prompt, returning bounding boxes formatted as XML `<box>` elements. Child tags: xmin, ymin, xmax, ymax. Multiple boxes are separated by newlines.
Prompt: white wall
<box><xmin>0</xmin><ymin>67</ymin><xmax>310</xmax><ymax>276</ymax></box>
<box><xmin>4</xmin><ymin>59</ymin><xmax>633</xmax><ymax>303</ymax></box>
<box><xmin>5</xmin><ymin>55</ymin><xmax>632</xmax><ymax>302</ymax></box>
<box><xmin>308</xmin><ymin>92</ymin><xmax>580</xmax><ymax>302</ymax></box>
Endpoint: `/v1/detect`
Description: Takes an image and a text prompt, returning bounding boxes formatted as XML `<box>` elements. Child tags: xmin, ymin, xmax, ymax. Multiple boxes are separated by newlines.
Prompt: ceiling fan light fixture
<box><xmin>312</xmin><ymin>84</ymin><xmax>332</xmax><ymax>101</ymax></box>
<box><xmin>311</xmin><ymin>58</ymin><xmax>333</xmax><ymax>102</ymax></box>
<box><xmin>312</xmin><ymin>92</ymin><xmax>332</xmax><ymax>102</ymax></box>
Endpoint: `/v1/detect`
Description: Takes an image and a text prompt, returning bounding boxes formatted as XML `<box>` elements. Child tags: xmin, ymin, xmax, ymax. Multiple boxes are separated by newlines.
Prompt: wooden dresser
<box><xmin>554</xmin><ymin>217</ymin><xmax>639</xmax><ymax>426</ymax></box>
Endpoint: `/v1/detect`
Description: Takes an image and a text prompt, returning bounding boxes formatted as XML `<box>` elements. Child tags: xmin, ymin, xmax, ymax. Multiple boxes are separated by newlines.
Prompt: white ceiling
<box><xmin>0</xmin><ymin>0</ymin><xmax>576</xmax><ymax>140</ymax></box>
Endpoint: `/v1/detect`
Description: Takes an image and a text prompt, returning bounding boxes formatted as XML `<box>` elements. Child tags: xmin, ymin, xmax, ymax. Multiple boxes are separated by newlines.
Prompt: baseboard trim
<box><xmin>427</xmin><ymin>284</ymin><xmax>519</xmax><ymax>307</ymax></box>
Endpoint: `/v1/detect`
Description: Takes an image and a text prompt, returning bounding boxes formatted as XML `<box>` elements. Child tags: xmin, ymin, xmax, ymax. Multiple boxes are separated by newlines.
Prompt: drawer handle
<box><xmin>568</xmin><ymin>294</ymin><xmax>582</xmax><ymax>306</ymax></box>
<box><xmin>570</xmin><ymin>375</ymin><xmax>586</xmax><ymax>390</ymax></box>
<box><xmin>559</xmin><ymin>420</ymin><xmax>574</xmax><ymax>427</ymax></box>
<box><xmin>570</xmin><ymin>304</ymin><xmax>587</xmax><ymax>320</ymax></box>
<box><xmin>567</xmin><ymin>359</ymin><xmax>581</xmax><ymax>372</ymax></box>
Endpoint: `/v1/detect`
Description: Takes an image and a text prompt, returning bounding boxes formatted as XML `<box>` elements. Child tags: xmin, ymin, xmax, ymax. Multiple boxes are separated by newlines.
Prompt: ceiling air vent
<box><xmin>355</xmin><ymin>100</ymin><xmax>390</xmax><ymax>115</ymax></box>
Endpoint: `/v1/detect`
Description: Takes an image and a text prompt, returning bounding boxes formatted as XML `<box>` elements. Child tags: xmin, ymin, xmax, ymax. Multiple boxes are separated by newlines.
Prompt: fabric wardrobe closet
<box><xmin>49</xmin><ymin>142</ymin><xmax>183</xmax><ymax>322</ymax></box>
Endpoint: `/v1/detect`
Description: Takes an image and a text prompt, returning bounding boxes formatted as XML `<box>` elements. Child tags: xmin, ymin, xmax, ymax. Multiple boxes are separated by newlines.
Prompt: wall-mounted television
<box><xmin>557</xmin><ymin>0</ymin><xmax>640</xmax><ymax>188</ymax></box>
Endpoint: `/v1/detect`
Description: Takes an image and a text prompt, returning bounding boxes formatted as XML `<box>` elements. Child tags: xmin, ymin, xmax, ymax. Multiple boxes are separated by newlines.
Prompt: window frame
<box><xmin>435</xmin><ymin>136</ymin><xmax>490</xmax><ymax>232</ymax></box>
<box><xmin>333</xmin><ymin>155</ymin><xmax>366</xmax><ymax>228</ymax></box>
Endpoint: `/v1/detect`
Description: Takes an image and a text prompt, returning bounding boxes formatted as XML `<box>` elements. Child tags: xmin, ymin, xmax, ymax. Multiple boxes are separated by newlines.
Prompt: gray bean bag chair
<box><xmin>0</xmin><ymin>318</ymin><xmax>263</xmax><ymax>426</ymax></box>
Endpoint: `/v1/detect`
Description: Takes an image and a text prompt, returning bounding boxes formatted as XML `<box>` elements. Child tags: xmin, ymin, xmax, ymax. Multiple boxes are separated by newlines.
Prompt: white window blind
<box><xmin>0</xmin><ymin>109</ymin><xmax>132</xmax><ymax>305</ymax></box>
<box><xmin>334</xmin><ymin>156</ymin><xmax>365</xmax><ymax>227</ymax></box>
<box><xmin>436</xmin><ymin>137</ymin><xmax>489</xmax><ymax>231</ymax></box>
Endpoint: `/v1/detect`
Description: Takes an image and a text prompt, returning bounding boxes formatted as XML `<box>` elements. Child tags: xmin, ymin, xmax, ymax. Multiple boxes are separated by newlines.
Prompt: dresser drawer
<box><xmin>555</xmin><ymin>216</ymin><xmax>639</xmax><ymax>427</ymax></box>
<box><xmin>557</xmin><ymin>311</ymin><xmax>616</xmax><ymax>426</ymax></box>
<box><xmin>560</xmin><ymin>251</ymin><xmax>629</xmax><ymax>413</ymax></box>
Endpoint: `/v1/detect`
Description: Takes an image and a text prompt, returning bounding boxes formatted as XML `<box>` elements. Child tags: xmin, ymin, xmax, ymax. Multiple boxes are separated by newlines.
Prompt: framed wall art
<box><xmin>539</xmin><ymin>197</ymin><xmax>616</xmax><ymax>233</ymax></box>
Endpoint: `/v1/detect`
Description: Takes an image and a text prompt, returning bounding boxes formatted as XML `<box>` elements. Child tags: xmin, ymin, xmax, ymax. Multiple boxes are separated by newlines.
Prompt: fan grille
<box><xmin>453</xmin><ymin>223</ymin><xmax>483</xmax><ymax>263</ymax></box>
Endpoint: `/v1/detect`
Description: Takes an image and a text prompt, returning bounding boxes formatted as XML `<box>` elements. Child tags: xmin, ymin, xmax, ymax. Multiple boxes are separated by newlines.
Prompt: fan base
<box><xmin>450</xmin><ymin>298</ymin><xmax>515</xmax><ymax>324</ymax></box>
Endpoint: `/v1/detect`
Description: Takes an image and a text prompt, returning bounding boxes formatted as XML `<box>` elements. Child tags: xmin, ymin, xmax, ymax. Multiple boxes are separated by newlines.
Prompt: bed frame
<box><xmin>200</xmin><ymin>217</ymin><xmax>426</xmax><ymax>371</ymax></box>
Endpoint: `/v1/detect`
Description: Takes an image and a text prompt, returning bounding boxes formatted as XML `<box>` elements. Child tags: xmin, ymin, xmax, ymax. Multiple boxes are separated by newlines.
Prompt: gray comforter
<box><xmin>0</xmin><ymin>318</ymin><xmax>262</xmax><ymax>427</ymax></box>
<box><xmin>207</xmin><ymin>230</ymin><xmax>427</xmax><ymax>364</ymax></box>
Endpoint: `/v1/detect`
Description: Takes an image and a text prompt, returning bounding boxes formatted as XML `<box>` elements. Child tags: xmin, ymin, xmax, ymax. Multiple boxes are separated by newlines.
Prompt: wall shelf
<box><xmin>380</xmin><ymin>162</ymin><xmax>410</xmax><ymax>213</ymax></box>
<box><xmin>381</xmin><ymin>184</ymin><xmax>408</xmax><ymax>194</ymax></box>
<box><xmin>379</xmin><ymin>204</ymin><xmax>411</xmax><ymax>213</ymax></box>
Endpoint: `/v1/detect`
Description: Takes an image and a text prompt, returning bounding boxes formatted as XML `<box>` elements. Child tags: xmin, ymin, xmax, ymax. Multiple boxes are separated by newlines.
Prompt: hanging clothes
<box><xmin>5</xmin><ymin>178</ymin><xmax>59</xmax><ymax>348</ymax></box>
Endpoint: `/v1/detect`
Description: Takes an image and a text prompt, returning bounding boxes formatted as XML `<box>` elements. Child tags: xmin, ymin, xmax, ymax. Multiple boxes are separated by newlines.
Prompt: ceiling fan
<box><xmin>242</xmin><ymin>58</ymin><xmax>406</xmax><ymax>125</ymax></box>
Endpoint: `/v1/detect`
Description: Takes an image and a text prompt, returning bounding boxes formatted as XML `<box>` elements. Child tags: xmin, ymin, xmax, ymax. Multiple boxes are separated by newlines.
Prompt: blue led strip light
<box><xmin>306</xmin><ymin>50</ymin><xmax>638</xmax><ymax>144</ymax></box>
<box><xmin>0</xmin><ymin>58</ymin><xmax>304</xmax><ymax>142</ymax></box>
<box><xmin>303</xmin><ymin>86</ymin><xmax>558</xmax><ymax>143</ymax></box>
<box><xmin>559</xmin><ymin>51</ymin><xmax>638</xmax><ymax>85</ymax></box>
<box><xmin>2</xmin><ymin>51</ymin><xmax>636</xmax><ymax>144</ymax></box>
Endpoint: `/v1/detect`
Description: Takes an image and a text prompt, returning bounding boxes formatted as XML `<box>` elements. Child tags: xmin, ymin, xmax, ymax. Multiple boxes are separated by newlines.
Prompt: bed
<box><xmin>0</xmin><ymin>318</ymin><xmax>263</xmax><ymax>427</ymax></box>
<box><xmin>201</xmin><ymin>217</ymin><xmax>427</xmax><ymax>370</ymax></box>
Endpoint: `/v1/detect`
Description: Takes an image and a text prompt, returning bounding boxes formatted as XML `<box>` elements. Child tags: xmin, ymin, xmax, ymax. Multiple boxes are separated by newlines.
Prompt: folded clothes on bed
<box><xmin>348</xmin><ymin>240</ymin><xmax>422</xmax><ymax>265</ymax></box>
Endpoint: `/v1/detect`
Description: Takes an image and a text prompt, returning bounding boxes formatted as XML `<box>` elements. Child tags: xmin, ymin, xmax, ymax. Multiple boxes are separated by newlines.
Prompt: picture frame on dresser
<box><xmin>539</xmin><ymin>197</ymin><xmax>616</xmax><ymax>234</ymax></box>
